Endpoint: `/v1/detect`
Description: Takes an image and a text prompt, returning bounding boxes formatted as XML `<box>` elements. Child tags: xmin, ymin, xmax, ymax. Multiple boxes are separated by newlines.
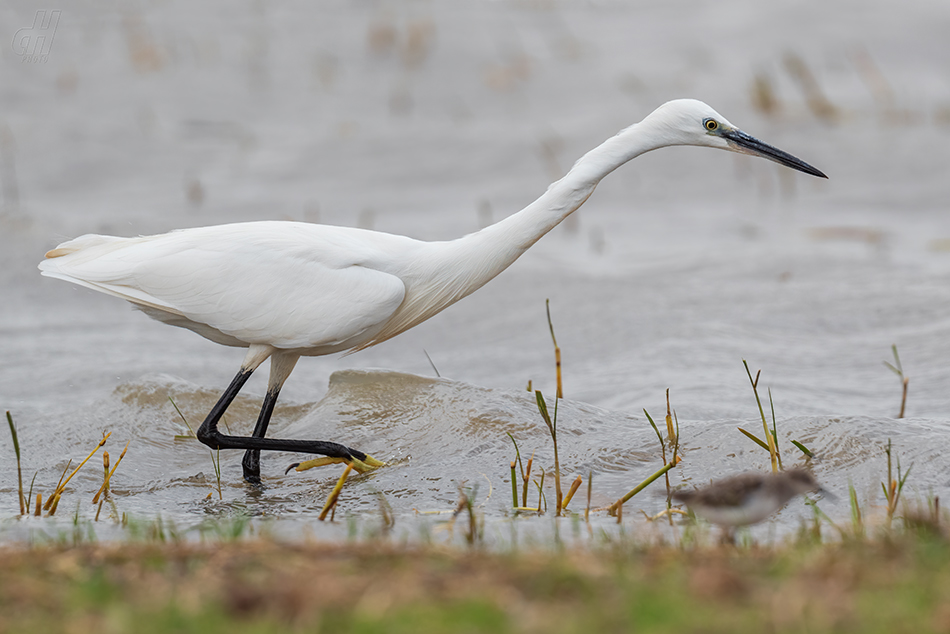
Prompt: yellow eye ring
<box><xmin>704</xmin><ymin>119</ymin><xmax>719</xmax><ymax>131</ymax></box>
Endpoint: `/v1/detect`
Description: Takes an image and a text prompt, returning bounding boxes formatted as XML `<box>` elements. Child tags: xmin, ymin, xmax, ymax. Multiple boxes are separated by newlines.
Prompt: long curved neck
<box><xmin>456</xmin><ymin>120</ymin><xmax>662</xmax><ymax>275</ymax></box>
<box><xmin>357</xmin><ymin>121</ymin><xmax>665</xmax><ymax>350</ymax></box>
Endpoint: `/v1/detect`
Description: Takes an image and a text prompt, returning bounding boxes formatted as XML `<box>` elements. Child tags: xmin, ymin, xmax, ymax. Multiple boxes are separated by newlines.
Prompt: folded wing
<box><xmin>39</xmin><ymin>223</ymin><xmax>408</xmax><ymax>352</ymax></box>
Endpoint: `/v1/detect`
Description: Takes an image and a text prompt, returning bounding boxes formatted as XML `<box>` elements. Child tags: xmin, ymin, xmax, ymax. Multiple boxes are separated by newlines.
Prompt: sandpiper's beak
<box><xmin>722</xmin><ymin>128</ymin><xmax>828</xmax><ymax>179</ymax></box>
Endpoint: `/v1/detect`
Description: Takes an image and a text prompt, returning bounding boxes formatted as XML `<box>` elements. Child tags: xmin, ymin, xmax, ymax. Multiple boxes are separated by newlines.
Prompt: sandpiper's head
<box><xmin>643</xmin><ymin>99</ymin><xmax>827</xmax><ymax>178</ymax></box>
<box><xmin>780</xmin><ymin>468</ymin><xmax>822</xmax><ymax>496</ymax></box>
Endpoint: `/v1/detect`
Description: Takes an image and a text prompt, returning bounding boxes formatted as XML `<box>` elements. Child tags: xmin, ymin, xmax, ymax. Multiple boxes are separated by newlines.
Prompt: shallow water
<box><xmin>2</xmin><ymin>0</ymin><xmax>950</xmax><ymax>543</ymax></box>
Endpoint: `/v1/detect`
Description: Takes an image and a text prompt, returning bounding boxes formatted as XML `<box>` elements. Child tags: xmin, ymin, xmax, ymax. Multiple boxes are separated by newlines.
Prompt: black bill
<box><xmin>723</xmin><ymin>128</ymin><xmax>828</xmax><ymax>178</ymax></box>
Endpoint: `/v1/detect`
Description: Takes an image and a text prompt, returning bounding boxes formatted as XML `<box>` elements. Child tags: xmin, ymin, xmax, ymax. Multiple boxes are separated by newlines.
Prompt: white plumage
<box><xmin>39</xmin><ymin>100</ymin><xmax>827</xmax><ymax>483</ymax></box>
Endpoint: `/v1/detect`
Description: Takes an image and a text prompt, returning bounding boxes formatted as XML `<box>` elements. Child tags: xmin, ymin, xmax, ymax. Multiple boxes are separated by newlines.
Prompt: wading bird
<box><xmin>673</xmin><ymin>469</ymin><xmax>828</xmax><ymax>540</ymax></box>
<box><xmin>39</xmin><ymin>100</ymin><xmax>827</xmax><ymax>484</ymax></box>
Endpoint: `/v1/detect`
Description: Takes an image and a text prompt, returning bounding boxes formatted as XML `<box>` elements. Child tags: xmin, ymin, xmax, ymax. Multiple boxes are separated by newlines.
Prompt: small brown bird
<box><xmin>673</xmin><ymin>469</ymin><xmax>824</xmax><ymax>528</ymax></box>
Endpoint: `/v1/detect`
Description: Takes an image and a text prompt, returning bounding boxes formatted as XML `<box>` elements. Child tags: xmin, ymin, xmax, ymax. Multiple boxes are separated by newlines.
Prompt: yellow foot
<box><xmin>286</xmin><ymin>453</ymin><xmax>385</xmax><ymax>475</ymax></box>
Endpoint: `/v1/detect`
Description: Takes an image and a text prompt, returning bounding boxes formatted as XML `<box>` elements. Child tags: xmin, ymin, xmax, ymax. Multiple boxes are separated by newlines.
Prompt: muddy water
<box><xmin>2</xmin><ymin>1</ymin><xmax>950</xmax><ymax>543</ymax></box>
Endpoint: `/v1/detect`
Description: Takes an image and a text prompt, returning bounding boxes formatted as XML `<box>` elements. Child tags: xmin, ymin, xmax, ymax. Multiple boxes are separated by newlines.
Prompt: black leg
<box><xmin>195</xmin><ymin>368</ymin><xmax>369</xmax><ymax>465</ymax></box>
<box><xmin>241</xmin><ymin>387</ymin><xmax>281</xmax><ymax>484</ymax></box>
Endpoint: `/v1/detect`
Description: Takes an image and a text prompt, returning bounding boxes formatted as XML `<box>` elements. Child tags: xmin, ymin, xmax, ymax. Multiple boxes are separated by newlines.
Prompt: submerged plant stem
<box><xmin>610</xmin><ymin>458</ymin><xmax>680</xmax><ymax>515</ymax></box>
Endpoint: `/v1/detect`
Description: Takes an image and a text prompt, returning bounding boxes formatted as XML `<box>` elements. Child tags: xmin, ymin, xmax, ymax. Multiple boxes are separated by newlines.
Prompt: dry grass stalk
<box><xmin>750</xmin><ymin>72</ymin><xmax>780</xmax><ymax>116</ymax></box>
<box><xmin>783</xmin><ymin>53</ymin><xmax>838</xmax><ymax>121</ymax></box>
<box><xmin>664</xmin><ymin>390</ymin><xmax>676</xmax><ymax>445</ymax></box>
<box><xmin>523</xmin><ymin>455</ymin><xmax>533</xmax><ymax>507</ymax></box>
<box><xmin>546</xmin><ymin>300</ymin><xmax>563</xmax><ymax>399</ymax></box>
<box><xmin>48</xmin><ymin>493</ymin><xmax>62</xmax><ymax>516</ymax></box>
<box><xmin>851</xmin><ymin>48</ymin><xmax>896</xmax><ymax>109</ymax></box>
<box><xmin>562</xmin><ymin>476</ymin><xmax>583</xmax><ymax>511</ymax></box>
<box><xmin>884</xmin><ymin>345</ymin><xmax>909</xmax><ymax>419</ymax></box>
<box><xmin>44</xmin><ymin>460</ymin><xmax>71</xmax><ymax>516</ymax></box>
<box><xmin>46</xmin><ymin>432</ymin><xmax>113</xmax><ymax>510</ymax></box>
<box><xmin>102</xmin><ymin>452</ymin><xmax>110</xmax><ymax>495</ymax></box>
<box><xmin>93</xmin><ymin>440</ymin><xmax>129</xmax><ymax>505</ymax></box>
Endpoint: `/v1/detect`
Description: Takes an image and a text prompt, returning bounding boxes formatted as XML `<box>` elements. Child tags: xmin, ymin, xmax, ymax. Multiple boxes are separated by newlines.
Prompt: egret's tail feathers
<box><xmin>43</xmin><ymin>234</ymin><xmax>127</xmax><ymax>259</ymax></box>
<box><xmin>38</xmin><ymin>233</ymin><xmax>187</xmax><ymax>318</ymax></box>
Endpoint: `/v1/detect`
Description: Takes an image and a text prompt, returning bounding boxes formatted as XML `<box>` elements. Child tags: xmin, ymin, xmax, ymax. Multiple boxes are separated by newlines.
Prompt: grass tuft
<box><xmin>743</xmin><ymin>360</ymin><xmax>778</xmax><ymax>472</ymax></box>
<box><xmin>6</xmin><ymin>411</ymin><xmax>25</xmax><ymax>515</ymax></box>
<box><xmin>613</xmin><ymin>403</ymin><xmax>682</xmax><ymax>518</ymax></box>
<box><xmin>883</xmin><ymin>438</ymin><xmax>912</xmax><ymax>527</ymax></box>
<box><xmin>45</xmin><ymin>433</ymin><xmax>111</xmax><ymax>515</ymax></box>
<box><xmin>738</xmin><ymin>361</ymin><xmax>811</xmax><ymax>463</ymax></box>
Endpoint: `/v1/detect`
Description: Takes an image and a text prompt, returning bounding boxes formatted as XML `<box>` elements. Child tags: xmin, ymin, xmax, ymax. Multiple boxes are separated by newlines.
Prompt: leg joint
<box><xmin>196</xmin><ymin>424</ymin><xmax>220</xmax><ymax>449</ymax></box>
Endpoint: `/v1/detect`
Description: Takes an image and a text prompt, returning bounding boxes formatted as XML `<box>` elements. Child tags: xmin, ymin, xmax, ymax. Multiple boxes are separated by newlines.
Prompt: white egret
<box><xmin>39</xmin><ymin>99</ymin><xmax>827</xmax><ymax>484</ymax></box>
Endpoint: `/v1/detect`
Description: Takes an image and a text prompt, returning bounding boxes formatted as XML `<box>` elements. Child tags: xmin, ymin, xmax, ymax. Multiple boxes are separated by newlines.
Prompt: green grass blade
<box><xmin>790</xmin><ymin>440</ymin><xmax>814</xmax><ymax>458</ymax></box>
<box><xmin>168</xmin><ymin>397</ymin><xmax>196</xmax><ymax>437</ymax></box>
<box><xmin>535</xmin><ymin>390</ymin><xmax>554</xmax><ymax>437</ymax></box>
<box><xmin>737</xmin><ymin>427</ymin><xmax>770</xmax><ymax>452</ymax></box>
<box><xmin>6</xmin><ymin>411</ymin><xmax>24</xmax><ymax>515</ymax></box>
<box><xmin>768</xmin><ymin>388</ymin><xmax>782</xmax><ymax>469</ymax></box>
<box><xmin>506</xmin><ymin>432</ymin><xmax>524</xmax><ymax>478</ymax></box>
<box><xmin>644</xmin><ymin>409</ymin><xmax>662</xmax><ymax>446</ymax></box>
<box><xmin>614</xmin><ymin>460</ymin><xmax>677</xmax><ymax>509</ymax></box>
<box><xmin>6</xmin><ymin>411</ymin><xmax>20</xmax><ymax>460</ymax></box>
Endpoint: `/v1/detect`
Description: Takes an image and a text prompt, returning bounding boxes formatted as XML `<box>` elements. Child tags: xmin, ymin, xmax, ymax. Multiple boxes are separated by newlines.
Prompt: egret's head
<box><xmin>644</xmin><ymin>99</ymin><xmax>827</xmax><ymax>178</ymax></box>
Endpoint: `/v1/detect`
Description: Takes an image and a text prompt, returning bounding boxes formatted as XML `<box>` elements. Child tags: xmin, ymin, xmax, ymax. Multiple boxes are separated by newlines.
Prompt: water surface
<box><xmin>2</xmin><ymin>0</ymin><xmax>949</xmax><ymax>543</ymax></box>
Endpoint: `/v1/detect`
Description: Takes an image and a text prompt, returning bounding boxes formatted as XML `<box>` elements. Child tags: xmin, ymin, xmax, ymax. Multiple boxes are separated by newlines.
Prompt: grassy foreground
<box><xmin>2</xmin><ymin>532</ymin><xmax>950</xmax><ymax>633</ymax></box>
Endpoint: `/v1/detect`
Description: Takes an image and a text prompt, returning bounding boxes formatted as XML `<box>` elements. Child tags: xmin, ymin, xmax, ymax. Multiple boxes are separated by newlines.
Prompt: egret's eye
<box><xmin>704</xmin><ymin>118</ymin><xmax>719</xmax><ymax>132</ymax></box>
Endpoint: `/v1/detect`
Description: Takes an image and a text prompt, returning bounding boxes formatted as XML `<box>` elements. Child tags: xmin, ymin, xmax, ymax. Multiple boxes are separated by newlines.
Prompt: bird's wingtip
<box><xmin>44</xmin><ymin>247</ymin><xmax>70</xmax><ymax>259</ymax></box>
